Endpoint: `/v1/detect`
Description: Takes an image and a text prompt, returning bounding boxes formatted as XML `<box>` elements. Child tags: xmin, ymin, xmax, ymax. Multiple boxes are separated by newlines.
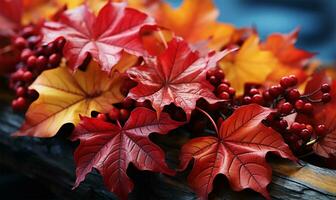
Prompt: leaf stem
<box><xmin>196</xmin><ymin>107</ymin><xmax>219</xmax><ymax>134</ymax></box>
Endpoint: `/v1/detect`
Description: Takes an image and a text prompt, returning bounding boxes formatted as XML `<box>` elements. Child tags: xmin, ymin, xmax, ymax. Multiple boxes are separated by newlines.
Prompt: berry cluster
<box><xmin>10</xmin><ymin>24</ymin><xmax>65</xmax><ymax>111</ymax></box>
<box><xmin>259</xmin><ymin>75</ymin><xmax>331</xmax><ymax>153</ymax></box>
<box><xmin>206</xmin><ymin>68</ymin><xmax>235</xmax><ymax>100</ymax></box>
<box><xmin>94</xmin><ymin>98</ymin><xmax>155</xmax><ymax>124</ymax></box>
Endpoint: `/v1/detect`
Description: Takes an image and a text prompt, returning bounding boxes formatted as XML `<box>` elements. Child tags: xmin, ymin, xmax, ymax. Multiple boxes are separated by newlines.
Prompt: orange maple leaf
<box><xmin>153</xmin><ymin>0</ymin><xmax>235</xmax><ymax>50</ymax></box>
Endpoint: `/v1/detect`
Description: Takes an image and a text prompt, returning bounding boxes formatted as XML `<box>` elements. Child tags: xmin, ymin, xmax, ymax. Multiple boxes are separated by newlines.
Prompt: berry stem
<box><xmin>306</xmin><ymin>138</ymin><xmax>318</xmax><ymax>146</ymax></box>
<box><xmin>196</xmin><ymin>107</ymin><xmax>219</xmax><ymax>134</ymax></box>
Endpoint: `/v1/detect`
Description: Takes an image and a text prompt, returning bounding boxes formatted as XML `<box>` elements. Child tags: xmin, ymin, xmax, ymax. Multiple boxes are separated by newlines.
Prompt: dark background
<box><xmin>1</xmin><ymin>0</ymin><xmax>336</xmax><ymax>199</ymax></box>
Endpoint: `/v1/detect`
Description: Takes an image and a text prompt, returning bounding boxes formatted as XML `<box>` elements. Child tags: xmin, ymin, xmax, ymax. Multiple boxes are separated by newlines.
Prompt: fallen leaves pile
<box><xmin>1</xmin><ymin>0</ymin><xmax>336</xmax><ymax>200</ymax></box>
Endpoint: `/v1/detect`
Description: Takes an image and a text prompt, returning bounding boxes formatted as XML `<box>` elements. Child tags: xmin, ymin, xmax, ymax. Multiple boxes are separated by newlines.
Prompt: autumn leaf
<box><xmin>312</xmin><ymin>85</ymin><xmax>336</xmax><ymax>158</ymax></box>
<box><xmin>0</xmin><ymin>0</ymin><xmax>22</xmax><ymax>36</ymax></box>
<box><xmin>219</xmin><ymin>35</ymin><xmax>278</xmax><ymax>96</ymax></box>
<box><xmin>42</xmin><ymin>2</ymin><xmax>154</xmax><ymax>71</ymax></box>
<box><xmin>262</xmin><ymin>29</ymin><xmax>314</xmax><ymax>67</ymax></box>
<box><xmin>180</xmin><ymin>104</ymin><xmax>296</xmax><ymax>199</ymax></box>
<box><xmin>153</xmin><ymin>0</ymin><xmax>235</xmax><ymax>50</ymax></box>
<box><xmin>14</xmin><ymin>61</ymin><xmax>124</xmax><ymax>137</ymax></box>
<box><xmin>263</xmin><ymin>29</ymin><xmax>315</xmax><ymax>86</ymax></box>
<box><xmin>127</xmin><ymin>38</ymin><xmax>226</xmax><ymax>118</ymax></box>
<box><xmin>71</xmin><ymin>107</ymin><xmax>181</xmax><ymax>200</ymax></box>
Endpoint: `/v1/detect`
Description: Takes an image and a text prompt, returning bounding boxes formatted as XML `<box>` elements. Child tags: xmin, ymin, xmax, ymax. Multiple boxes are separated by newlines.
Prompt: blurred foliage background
<box><xmin>169</xmin><ymin>0</ymin><xmax>336</xmax><ymax>63</ymax></box>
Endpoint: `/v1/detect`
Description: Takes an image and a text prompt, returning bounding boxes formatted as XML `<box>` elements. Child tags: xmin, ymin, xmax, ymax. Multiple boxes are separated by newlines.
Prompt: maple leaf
<box><xmin>127</xmin><ymin>38</ymin><xmax>226</xmax><ymax>118</ymax></box>
<box><xmin>180</xmin><ymin>104</ymin><xmax>296</xmax><ymax>199</ymax></box>
<box><xmin>219</xmin><ymin>35</ymin><xmax>278</xmax><ymax>96</ymax></box>
<box><xmin>262</xmin><ymin>29</ymin><xmax>314</xmax><ymax>67</ymax></box>
<box><xmin>263</xmin><ymin>29</ymin><xmax>315</xmax><ymax>86</ymax></box>
<box><xmin>153</xmin><ymin>0</ymin><xmax>235</xmax><ymax>50</ymax></box>
<box><xmin>14</xmin><ymin>61</ymin><xmax>124</xmax><ymax>137</ymax></box>
<box><xmin>71</xmin><ymin>107</ymin><xmax>181</xmax><ymax>200</ymax></box>
<box><xmin>42</xmin><ymin>2</ymin><xmax>154</xmax><ymax>71</ymax></box>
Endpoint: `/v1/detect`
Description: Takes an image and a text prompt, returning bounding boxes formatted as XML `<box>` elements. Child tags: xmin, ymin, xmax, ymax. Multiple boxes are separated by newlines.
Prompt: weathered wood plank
<box><xmin>0</xmin><ymin>98</ymin><xmax>335</xmax><ymax>200</ymax></box>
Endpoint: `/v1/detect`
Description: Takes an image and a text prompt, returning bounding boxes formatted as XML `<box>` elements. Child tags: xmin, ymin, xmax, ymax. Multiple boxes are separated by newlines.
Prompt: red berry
<box><xmin>321</xmin><ymin>83</ymin><xmax>331</xmax><ymax>93</ymax></box>
<box><xmin>216</xmin><ymin>83</ymin><xmax>229</xmax><ymax>94</ymax></box>
<box><xmin>23</xmin><ymin>71</ymin><xmax>33</xmax><ymax>82</ymax></box>
<box><xmin>214</xmin><ymin>69</ymin><xmax>224</xmax><ymax>80</ymax></box>
<box><xmin>303</xmin><ymin>102</ymin><xmax>313</xmax><ymax>113</ymax></box>
<box><xmin>36</xmin><ymin>56</ymin><xmax>47</xmax><ymax>70</ymax></box>
<box><xmin>288</xmin><ymin>75</ymin><xmax>298</xmax><ymax>86</ymax></box>
<box><xmin>252</xmin><ymin>94</ymin><xmax>263</xmax><ymax>104</ymax></box>
<box><xmin>243</xmin><ymin>96</ymin><xmax>252</xmax><ymax>104</ymax></box>
<box><xmin>49</xmin><ymin>53</ymin><xmax>61</xmax><ymax>67</ymax></box>
<box><xmin>14</xmin><ymin>37</ymin><xmax>27</xmax><ymax>49</ymax></box>
<box><xmin>305</xmin><ymin>124</ymin><xmax>313</xmax><ymax>133</ymax></box>
<box><xmin>221</xmin><ymin>79</ymin><xmax>230</xmax><ymax>86</ymax></box>
<box><xmin>295</xmin><ymin>99</ymin><xmax>304</xmax><ymax>110</ymax></box>
<box><xmin>97</xmin><ymin>113</ymin><xmax>107</xmax><ymax>121</ymax></box>
<box><xmin>209</xmin><ymin>75</ymin><xmax>219</xmax><ymax>86</ymax></box>
<box><xmin>316</xmin><ymin>124</ymin><xmax>327</xmax><ymax>137</ymax></box>
<box><xmin>280</xmin><ymin>76</ymin><xmax>291</xmax><ymax>89</ymax></box>
<box><xmin>20</xmin><ymin>48</ymin><xmax>33</xmax><ymax>62</ymax></box>
<box><xmin>206</xmin><ymin>69</ymin><xmax>215</xmax><ymax>78</ymax></box>
<box><xmin>44</xmin><ymin>42</ymin><xmax>56</xmax><ymax>55</ymax></box>
<box><xmin>262</xmin><ymin>90</ymin><xmax>272</xmax><ymax>101</ymax></box>
<box><xmin>119</xmin><ymin>109</ymin><xmax>130</xmax><ymax>121</ymax></box>
<box><xmin>279</xmin><ymin>102</ymin><xmax>293</xmax><ymax>114</ymax></box>
<box><xmin>12</xmin><ymin>97</ymin><xmax>26</xmax><ymax>111</ymax></box>
<box><xmin>290</xmin><ymin>122</ymin><xmax>302</xmax><ymax>133</ymax></box>
<box><xmin>322</xmin><ymin>93</ymin><xmax>331</xmax><ymax>103</ymax></box>
<box><xmin>269</xmin><ymin>85</ymin><xmax>284</xmax><ymax>97</ymax></box>
<box><xmin>228</xmin><ymin>87</ymin><xmax>235</xmax><ymax>96</ymax></box>
<box><xmin>279</xmin><ymin>119</ymin><xmax>288</xmax><ymax>129</ymax></box>
<box><xmin>249</xmin><ymin>88</ymin><xmax>259</xmax><ymax>96</ymax></box>
<box><xmin>108</xmin><ymin>107</ymin><xmax>120</xmax><ymax>120</ymax></box>
<box><xmin>287</xmin><ymin>89</ymin><xmax>300</xmax><ymax>101</ymax></box>
<box><xmin>27</xmin><ymin>55</ymin><xmax>37</xmax><ymax>68</ymax></box>
<box><xmin>122</xmin><ymin>98</ymin><xmax>134</xmax><ymax>108</ymax></box>
<box><xmin>299</xmin><ymin>129</ymin><xmax>311</xmax><ymax>141</ymax></box>
<box><xmin>16</xmin><ymin>86</ymin><xmax>26</xmax><ymax>97</ymax></box>
<box><xmin>219</xmin><ymin>91</ymin><xmax>230</xmax><ymax>100</ymax></box>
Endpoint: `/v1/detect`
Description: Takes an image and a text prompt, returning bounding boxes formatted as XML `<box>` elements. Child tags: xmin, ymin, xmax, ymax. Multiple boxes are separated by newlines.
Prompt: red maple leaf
<box><xmin>42</xmin><ymin>2</ymin><xmax>153</xmax><ymax>71</ymax></box>
<box><xmin>312</xmin><ymin>80</ymin><xmax>336</xmax><ymax>158</ymax></box>
<box><xmin>71</xmin><ymin>107</ymin><xmax>182</xmax><ymax>200</ymax></box>
<box><xmin>180</xmin><ymin>104</ymin><xmax>296</xmax><ymax>199</ymax></box>
<box><xmin>127</xmin><ymin>38</ymin><xmax>226</xmax><ymax>118</ymax></box>
<box><xmin>262</xmin><ymin>29</ymin><xmax>314</xmax><ymax>67</ymax></box>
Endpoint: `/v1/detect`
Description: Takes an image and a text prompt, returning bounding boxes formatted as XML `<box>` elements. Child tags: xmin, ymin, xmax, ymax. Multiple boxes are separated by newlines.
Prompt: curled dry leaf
<box><xmin>127</xmin><ymin>38</ymin><xmax>226</xmax><ymax>118</ymax></box>
<box><xmin>180</xmin><ymin>104</ymin><xmax>296</xmax><ymax>199</ymax></box>
<box><xmin>14</xmin><ymin>61</ymin><xmax>124</xmax><ymax>137</ymax></box>
<box><xmin>42</xmin><ymin>2</ymin><xmax>153</xmax><ymax>71</ymax></box>
<box><xmin>219</xmin><ymin>35</ymin><xmax>278</xmax><ymax>96</ymax></box>
<box><xmin>153</xmin><ymin>0</ymin><xmax>235</xmax><ymax>50</ymax></box>
<box><xmin>71</xmin><ymin>107</ymin><xmax>182</xmax><ymax>200</ymax></box>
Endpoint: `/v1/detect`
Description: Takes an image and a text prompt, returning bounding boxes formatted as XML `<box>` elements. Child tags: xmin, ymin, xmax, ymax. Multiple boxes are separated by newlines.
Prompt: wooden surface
<box><xmin>0</xmin><ymin>98</ymin><xmax>336</xmax><ymax>200</ymax></box>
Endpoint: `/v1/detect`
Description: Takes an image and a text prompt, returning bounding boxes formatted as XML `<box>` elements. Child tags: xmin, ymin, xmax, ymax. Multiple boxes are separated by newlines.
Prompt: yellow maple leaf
<box><xmin>14</xmin><ymin>61</ymin><xmax>124</xmax><ymax>138</ymax></box>
<box><xmin>154</xmin><ymin>0</ymin><xmax>235</xmax><ymax>50</ymax></box>
<box><xmin>219</xmin><ymin>35</ymin><xmax>278</xmax><ymax>96</ymax></box>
